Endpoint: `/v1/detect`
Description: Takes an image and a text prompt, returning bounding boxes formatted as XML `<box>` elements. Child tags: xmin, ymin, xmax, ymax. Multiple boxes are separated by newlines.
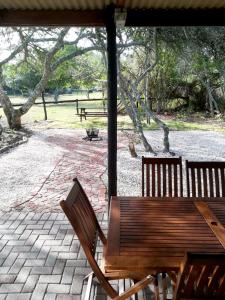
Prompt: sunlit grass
<box><xmin>0</xmin><ymin>98</ymin><xmax>225</xmax><ymax>133</ymax></box>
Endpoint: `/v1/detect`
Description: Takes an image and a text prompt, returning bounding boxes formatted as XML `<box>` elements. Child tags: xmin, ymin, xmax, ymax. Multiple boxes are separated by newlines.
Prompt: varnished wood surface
<box><xmin>195</xmin><ymin>200</ymin><xmax>225</xmax><ymax>249</ymax></box>
<box><xmin>186</xmin><ymin>160</ymin><xmax>225</xmax><ymax>198</ymax></box>
<box><xmin>174</xmin><ymin>252</ymin><xmax>225</xmax><ymax>299</ymax></box>
<box><xmin>142</xmin><ymin>156</ymin><xmax>183</xmax><ymax>197</ymax></box>
<box><xmin>105</xmin><ymin>197</ymin><xmax>225</xmax><ymax>273</ymax></box>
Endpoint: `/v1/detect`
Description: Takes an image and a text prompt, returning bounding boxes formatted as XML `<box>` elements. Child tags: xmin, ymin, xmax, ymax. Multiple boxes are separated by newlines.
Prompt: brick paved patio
<box><xmin>0</xmin><ymin>210</ymin><xmax>109</xmax><ymax>300</ymax></box>
<box><xmin>0</xmin><ymin>130</ymin><xmax>126</xmax><ymax>299</ymax></box>
<box><xmin>0</xmin><ymin>131</ymin><xmax>111</xmax><ymax>299</ymax></box>
<box><xmin>0</xmin><ymin>130</ymin><xmax>168</xmax><ymax>299</ymax></box>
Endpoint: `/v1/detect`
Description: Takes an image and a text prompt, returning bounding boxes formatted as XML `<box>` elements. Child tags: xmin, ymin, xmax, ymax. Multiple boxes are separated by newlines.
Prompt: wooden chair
<box><xmin>173</xmin><ymin>252</ymin><xmax>225</xmax><ymax>300</ymax></box>
<box><xmin>60</xmin><ymin>178</ymin><xmax>155</xmax><ymax>300</ymax></box>
<box><xmin>142</xmin><ymin>156</ymin><xmax>183</xmax><ymax>197</ymax></box>
<box><xmin>186</xmin><ymin>160</ymin><xmax>225</xmax><ymax>197</ymax></box>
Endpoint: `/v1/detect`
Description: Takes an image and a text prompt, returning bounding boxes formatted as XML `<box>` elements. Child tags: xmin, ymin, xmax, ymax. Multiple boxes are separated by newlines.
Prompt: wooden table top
<box><xmin>105</xmin><ymin>197</ymin><xmax>225</xmax><ymax>273</ymax></box>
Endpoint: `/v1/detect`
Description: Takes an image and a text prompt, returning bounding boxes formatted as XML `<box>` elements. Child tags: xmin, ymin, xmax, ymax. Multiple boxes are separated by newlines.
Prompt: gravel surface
<box><xmin>1</xmin><ymin>128</ymin><xmax>225</xmax><ymax>210</ymax></box>
<box><xmin>117</xmin><ymin>130</ymin><xmax>225</xmax><ymax>196</ymax></box>
<box><xmin>0</xmin><ymin>129</ymin><xmax>78</xmax><ymax>210</ymax></box>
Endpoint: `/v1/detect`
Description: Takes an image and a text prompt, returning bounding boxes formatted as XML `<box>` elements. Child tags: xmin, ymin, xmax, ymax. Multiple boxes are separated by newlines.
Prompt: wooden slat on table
<box><xmin>107</xmin><ymin>196</ymin><xmax>120</xmax><ymax>256</ymax></box>
<box><xmin>120</xmin><ymin>199</ymin><xmax>222</xmax><ymax>255</ymax></box>
<box><xmin>106</xmin><ymin>197</ymin><xmax>225</xmax><ymax>273</ymax></box>
<box><xmin>195</xmin><ymin>200</ymin><xmax>225</xmax><ymax>249</ymax></box>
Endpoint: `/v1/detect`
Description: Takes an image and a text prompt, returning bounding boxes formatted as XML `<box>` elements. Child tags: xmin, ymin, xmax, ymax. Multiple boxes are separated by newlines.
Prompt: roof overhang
<box><xmin>1</xmin><ymin>8</ymin><xmax>225</xmax><ymax>26</ymax></box>
<box><xmin>1</xmin><ymin>0</ymin><xmax>225</xmax><ymax>26</ymax></box>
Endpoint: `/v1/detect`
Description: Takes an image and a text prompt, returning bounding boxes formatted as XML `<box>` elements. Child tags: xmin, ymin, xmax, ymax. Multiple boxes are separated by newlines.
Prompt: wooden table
<box><xmin>105</xmin><ymin>197</ymin><xmax>225</xmax><ymax>274</ymax></box>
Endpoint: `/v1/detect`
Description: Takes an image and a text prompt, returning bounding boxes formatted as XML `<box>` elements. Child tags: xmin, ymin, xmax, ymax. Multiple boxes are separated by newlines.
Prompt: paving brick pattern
<box><xmin>0</xmin><ymin>209</ymin><xmax>168</xmax><ymax>299</ymax></box>
<box><xmin>0</xmin><ymin>209</ymin><xmax>107</xmax><ymax>299</ymax></box>
<box><xmin>0</xmin><ymin>131</ymin><xmax>120</xmax><ymax>299</ymax></box>
<box><xmin>0</xmin><ymin>130</ymin><xmax>165</xmax><ymax>299</ymax></box>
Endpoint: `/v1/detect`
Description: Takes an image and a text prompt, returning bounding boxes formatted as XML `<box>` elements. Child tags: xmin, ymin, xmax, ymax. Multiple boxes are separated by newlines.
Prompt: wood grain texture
<box><xmin>142</xmin><ymin>156</ymin><xmax>183</xmax><ymax>197</ymax></box>
<box><xmin>186</xmin><ymin>160</ymin><xmax>225</xmax><ymax>197</ymax></box>
<box><xmin>195</xmin><ymin>200</ymin><xmax>225</xmax><ymax>249</ymax></box>
<box><xmin>174</xmin><ymin>252</ymin><xmax>225</xmax><ymax>299</ymax></box>
<box><xmin>105</xmin><ymin>197</ymin><xmax>225</xmax><ymax>274</ymax></box>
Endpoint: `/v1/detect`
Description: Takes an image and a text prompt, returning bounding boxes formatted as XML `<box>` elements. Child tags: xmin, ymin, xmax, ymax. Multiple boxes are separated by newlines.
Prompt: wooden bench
<box><xmin>78</xmin><ymin>108</ymin><xmax>107</xmax><ymax>122</ymax></box>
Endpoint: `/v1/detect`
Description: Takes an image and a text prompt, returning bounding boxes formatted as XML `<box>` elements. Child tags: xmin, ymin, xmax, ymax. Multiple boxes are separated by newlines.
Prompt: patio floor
<box><xmin>0</xmin><ymin>128</ymin><xmax>196</xmax><ymax>299</ymax></box>
<box><xmin>0</xmin><ymin>129</ymin><xmax>132</xmax><ymax>299</ymax></box>
<box><xmin>0</xmin><ymin>208</ymin><xmax>166</xmax><ymax>300</ymax></box>
<box><xmin>0</xmin><ymin>210</ymin><xmax>107</xmax><ymax>300</ymax></box>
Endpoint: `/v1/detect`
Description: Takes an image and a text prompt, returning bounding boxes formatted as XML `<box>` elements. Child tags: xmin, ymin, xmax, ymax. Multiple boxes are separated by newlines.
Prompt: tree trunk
<box><xmin>54</xmin><ymin>89</ymin><xmax>60</xmax><ymax>103</ymax></box>
<box><xmin>0</xmin><ymin>116</ymin><xmax>3</xmax><ymax>136</ymax></box>
<box><xmin>145</xmin><ymin>76</ymin><xmax>151</xmax><ymax>124</ymax></box>
<box><xmin>128</xmin><ymin>80</ymin><xmax>171</xmax><ymax>153</ymax></box>
<box><xmin>200</xmin><ymin>76</ymin><xmax>219</xmax><ymax>117</ymax></box>
<box><xmin>129</xmin><ymin>142</ymin><xmax>138</xmax><ymax>158</ymax></box>
<box><xmin>120</xmin><ymin>77</ymin><xmax>154</xmax><ymax>153</ymax></box>
<box><xmin>10</xmin><ymin>110</ymin><xmax>22</xmax><ymax>129</ymax></box>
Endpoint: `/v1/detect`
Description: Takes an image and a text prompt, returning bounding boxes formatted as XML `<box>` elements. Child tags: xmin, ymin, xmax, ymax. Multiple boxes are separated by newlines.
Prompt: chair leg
<box><xmin>84</xmin><ymin>272</ymin><xmax>94</xmax><ymax>300</ymax></box>
<box><xmin>162</xmin><ymin>273</ymin><xmax>167</xmax><ymax>300</ymax></box>
<box><xmin>154</xmin><ymin>275</ymin><xmax>159</xmax><ymax>300</ymax></box>
<box><xmin>83</xmin><ymin>271</ymin><xmax>94</xmax><ymax>281</ymax></box>
<box><xmin>133</xmin><ymin>279</ymin><xmax>139</xmax><ymax>300</ymax></box>
<box><xmin>119</xmin><ymin>278</ymin><xmax>126</xmax><ymax>295</ymax></box>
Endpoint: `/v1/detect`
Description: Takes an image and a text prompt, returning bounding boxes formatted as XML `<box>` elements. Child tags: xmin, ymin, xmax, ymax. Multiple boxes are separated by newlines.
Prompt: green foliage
<box><xmin>3</xmin><ymin>26</ymin><xmax>225</xmax><ymax>118</ymax></box>
<box><xmin>4</xmin><ymin>63</ymin><xmax>41</xmax><ymax>95</ymax></box>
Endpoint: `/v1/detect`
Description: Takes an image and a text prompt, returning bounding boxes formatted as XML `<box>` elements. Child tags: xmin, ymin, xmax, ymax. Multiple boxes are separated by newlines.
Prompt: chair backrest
<box><xmin>174</xmin><ymin>252</ymin><xmax>225</xmax><ymax>300</ymax></box>
<box><xmin>186</xmin><ymin>160</ymin><xmax>225</xmax><ymax>197</ymax></box>
<box><xmin>142</xmin><ymin>156</ymin><xmax>183</xmax><ymax>197</ymax></box>
<box><xmin>60</xmin><ymin>178</ymin><xmax>118</xmax><ymax>298</ymax></box>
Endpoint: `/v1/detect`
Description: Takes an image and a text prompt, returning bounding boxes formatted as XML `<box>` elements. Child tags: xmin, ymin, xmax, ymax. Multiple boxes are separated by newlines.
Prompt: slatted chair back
<box><xmin>186</xmin><ymin>160</ymin><xmax>225</xmax><ymax>197</ymax></box>
<box><xmin>142</xmin><ymin>156</ymin><xmax>183</xmax><ymax>197</ymax></box>
<box><xmin>174</xmin><ymin>252</ymin><xmax>225</xmax><ymax>300</ymax></box>
<box><xmin>60</xmin><ymin>178</ymin><xmax>118</xmax><ymax>298</ymax></box>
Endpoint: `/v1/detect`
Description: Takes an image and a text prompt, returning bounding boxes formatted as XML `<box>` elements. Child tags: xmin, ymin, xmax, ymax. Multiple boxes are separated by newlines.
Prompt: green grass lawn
<box><xmin>1</xmin><ymin>95</ymin><xmax>225</xmax><ymax>132</ymax></box>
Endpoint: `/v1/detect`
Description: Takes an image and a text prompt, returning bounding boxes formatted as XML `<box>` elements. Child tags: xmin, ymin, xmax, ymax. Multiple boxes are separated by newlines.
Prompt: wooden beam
<box><xmin>126</xmin><ymin>8</ymin><xmax>225</xmax><ymax>26</ymax></box>
<box><xmin>0</xmin><ymin>9</ymin><xmax>106</xmax><ymax>26</ymax></box>
<box><xmin>1</xmin><ymin>8</ymin><xmax>225</xmax><ymax>27</ymax></box>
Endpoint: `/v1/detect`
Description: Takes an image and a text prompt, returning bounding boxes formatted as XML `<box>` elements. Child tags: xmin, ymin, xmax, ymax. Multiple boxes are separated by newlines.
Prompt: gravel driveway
<box><xmin>117</xmin><ymin>130</ymin><xmax>225</xmax><ymax>196</ymax></box>
<box><xmin>1</xmin><ymin>128</ymin><xmax>225</xmax><ymax>210</ymax></box>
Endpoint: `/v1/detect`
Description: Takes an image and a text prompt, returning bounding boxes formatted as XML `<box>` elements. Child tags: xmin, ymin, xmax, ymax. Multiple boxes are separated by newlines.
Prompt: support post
<box><xmin>106</xmin><ymin>5</ymin><xmax>117</xmax><ymax>202</ymax></box>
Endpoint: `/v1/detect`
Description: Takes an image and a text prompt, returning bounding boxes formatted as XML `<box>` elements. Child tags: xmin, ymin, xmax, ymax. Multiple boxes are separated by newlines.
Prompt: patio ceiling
<box><xmin>1</xmin><ymin>0</ymin><xmax>225</xmax><ymax>10</ymax></box>
<box><xmin>0</xmin><ymin>0</ymin><xmax>225</xmax><ymax>26</ymax></box>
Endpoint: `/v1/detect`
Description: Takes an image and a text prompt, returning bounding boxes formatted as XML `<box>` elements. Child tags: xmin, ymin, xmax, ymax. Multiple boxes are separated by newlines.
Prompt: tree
<box><xmin>118</xmin><ymin>28</ymin><xmax>171</xmax><ymax>153</ymax></box>
<box><xmin>0</xmin><ymin>115</ymin><xmax>2</xmax><ymax>136</ymax></box>
<box><xmin>0</xmin><ymin>27</ymin><xmax>100</xmax><ymax>129</ymax></box>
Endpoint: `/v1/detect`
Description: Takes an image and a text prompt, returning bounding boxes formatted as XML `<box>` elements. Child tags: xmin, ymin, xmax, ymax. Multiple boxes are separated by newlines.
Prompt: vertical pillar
<box><xmin>106</xmin><ymin>5</ymin><xmax>117</xmax><ymax>201</ymax></box>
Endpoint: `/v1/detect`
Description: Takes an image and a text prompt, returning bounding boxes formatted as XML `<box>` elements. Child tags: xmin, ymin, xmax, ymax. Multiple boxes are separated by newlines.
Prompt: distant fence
<box><xmin>0</xmin><ymin>98</ymin><xmax>105</xmax><ymax>108</ymax></box>
<box><xmin>0</xmin><ymin>97</ymin><xmax>109</xmax><ymax>121</ymax></box>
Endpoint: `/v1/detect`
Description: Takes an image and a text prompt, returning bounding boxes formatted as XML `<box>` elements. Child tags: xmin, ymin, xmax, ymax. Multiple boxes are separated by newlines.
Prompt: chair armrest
<box><xmin>113</xmin><ymin>275</ymin><xmax>153</xmax><ymax>300</ymax></box>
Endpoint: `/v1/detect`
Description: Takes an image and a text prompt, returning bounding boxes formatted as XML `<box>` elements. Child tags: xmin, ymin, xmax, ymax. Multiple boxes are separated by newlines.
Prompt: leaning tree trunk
<box><xmin>0</xmin><ymin>78</ymin><xmax>22</xmax><ymax>129</ymax></box>
<box><xmin>0</xmin><ymin>116</ymin><xmax>3</xmax><ymax>136</ymax></box>
<box><xmin>128</xmin><ymin>80</ymin><xmax>170</xmax><ymax>153</ymax></box>
<box><xmin>200</xmin><ymin>76</ymin><xmax>219</xmax><ymax>117</ymax></box>
<box><xmin>119</xmin><ymin>75</ymin><xmax>154</xmax><ymax>153</ymax></box>
<box><xmin>141</xmin><ymin>99</ymin><xmax>170</xmax><ymax>153</ymax></box>
<box><xmin>129</xmin><ymin>93</ymin><xmax>154</xmax><ymax>153</ymax></box>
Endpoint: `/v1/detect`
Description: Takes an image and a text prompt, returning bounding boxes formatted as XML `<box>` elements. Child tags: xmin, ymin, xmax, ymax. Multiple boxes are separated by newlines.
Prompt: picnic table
<box><xmin>105</xmin><ymin>197</ymin><xmax>225</xmax><ymax>274</ymax></box>
<box><xmin>78</xmin><ymin>107</ymin><xmax>107</xmax><ymax>121</ymax></box>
